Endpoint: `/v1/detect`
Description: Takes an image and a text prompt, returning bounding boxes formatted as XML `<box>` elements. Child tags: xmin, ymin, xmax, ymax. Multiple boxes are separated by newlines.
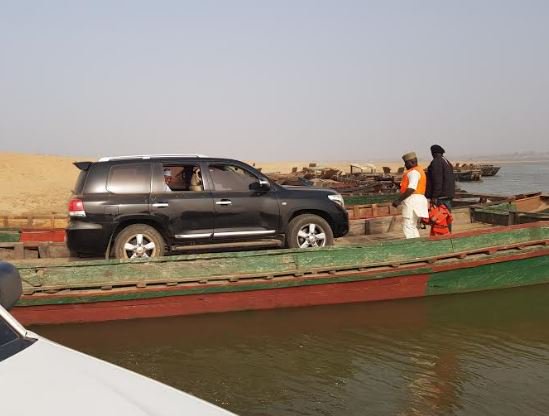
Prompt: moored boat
<box><xmin>345</xmin><ymin>191</ymin><xmax>513</xmax><ymax>219</ymax></box>
<box><xmin>479</xmin><ymin>164</ymin><xmax>501</xmax><ymax>177</ymax></box>
<box><xmin>455</xmin><ymin>169</ymin><xmax>482</xmax><ymax>181</ymax></box>
<box><xmin>470</xmin><ymin>193</ymin><xmax>549</xmax><ymax>225</ymax></box>
<box><xmin>10</xmin><ymin>222</ymin><xmax>549</xmax><ymax>325</ymax></box>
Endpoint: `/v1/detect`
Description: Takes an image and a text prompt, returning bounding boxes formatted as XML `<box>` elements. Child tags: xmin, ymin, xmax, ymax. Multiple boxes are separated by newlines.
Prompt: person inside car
<box><xmin>163</xmin><ymin>168</ymin><xmax>173</xmax><ymax>192</ymax></box>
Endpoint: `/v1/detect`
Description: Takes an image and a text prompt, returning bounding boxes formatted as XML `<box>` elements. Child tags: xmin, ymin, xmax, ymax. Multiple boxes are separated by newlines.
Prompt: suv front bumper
<box><xmin>332</xmin><ymin>208</ymin><xmax>349</xmax><ymax>238</ymax></box>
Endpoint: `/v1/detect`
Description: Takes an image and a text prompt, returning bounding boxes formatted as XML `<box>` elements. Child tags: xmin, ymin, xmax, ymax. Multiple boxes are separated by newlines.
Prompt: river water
<box><xmin>458</xmin><ymin>161</ymin><xmax>549</xmax><ymax>195</ymax></box>
<box><xmin>35</xmin><ymin>161</ymin><xmax>549</xmax><ymax>416</ymax></box>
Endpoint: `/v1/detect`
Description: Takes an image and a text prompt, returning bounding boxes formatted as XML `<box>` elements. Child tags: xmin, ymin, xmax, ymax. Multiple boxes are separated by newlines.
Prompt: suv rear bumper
<box><xmin>66</xmin><ymin>220</ymin><xmax>113</xmax><ymax>256</ymax></box>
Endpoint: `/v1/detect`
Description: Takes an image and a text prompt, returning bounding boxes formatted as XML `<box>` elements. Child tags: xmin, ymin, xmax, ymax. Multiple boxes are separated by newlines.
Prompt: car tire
<box><xmin>286</xmin><ymin>214</ymin><xmax>334</xmax><ymax>249</ymax></box>
<box><xmin>113</xmin><ymin>224</ymin><xmax>165</xmax><ymax>259</ymax></box>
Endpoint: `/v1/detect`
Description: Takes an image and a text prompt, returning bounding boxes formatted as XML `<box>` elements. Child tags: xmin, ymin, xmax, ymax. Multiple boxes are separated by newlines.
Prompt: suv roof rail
<box><xmin>98</xmin><ymin>154</ymin><xmax>209</xmax><ymax>162</ymax></box>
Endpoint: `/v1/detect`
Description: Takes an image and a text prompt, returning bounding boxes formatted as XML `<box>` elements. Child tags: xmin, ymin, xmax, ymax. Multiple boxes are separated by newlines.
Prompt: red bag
<box><xmin>424</xmin><ymin>203</ymin><xmax>453</xmax><ymax>236</ymax></box>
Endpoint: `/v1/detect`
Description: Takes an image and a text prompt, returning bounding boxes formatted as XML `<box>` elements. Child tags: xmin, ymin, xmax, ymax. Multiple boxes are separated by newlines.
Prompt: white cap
<box><xmin>163</xmin><ymin>169</ymin><xmax>172</xmax><ymax>177</ymax></box>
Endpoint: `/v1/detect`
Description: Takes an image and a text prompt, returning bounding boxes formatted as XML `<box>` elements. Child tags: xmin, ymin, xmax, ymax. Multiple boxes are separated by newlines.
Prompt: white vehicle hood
<box><xmin>0</xmin><ymin>335</ymin><xmax>235</xmax><ymax>416</ymax></box>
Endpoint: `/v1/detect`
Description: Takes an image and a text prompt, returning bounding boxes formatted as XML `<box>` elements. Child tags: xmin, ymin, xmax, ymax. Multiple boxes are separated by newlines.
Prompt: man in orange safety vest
<box><xmin>392</xmin><ymin>152</ymin><xmax>429</xmax><ymax>238</ymax></box>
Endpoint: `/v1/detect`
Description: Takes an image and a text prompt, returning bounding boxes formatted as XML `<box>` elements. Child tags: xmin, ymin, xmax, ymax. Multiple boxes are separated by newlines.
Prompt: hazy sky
<box><xmin>1</xmin><ymin>0</ymin><xmax>548</xmax><ymax>161</ymax></box>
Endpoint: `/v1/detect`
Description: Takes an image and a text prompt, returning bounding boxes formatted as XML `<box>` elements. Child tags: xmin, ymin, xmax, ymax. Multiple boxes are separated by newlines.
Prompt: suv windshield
<box><xmin>0</xmin><ymin>315</ymin><xmax>34</xmax><ymax>362</ymax></box>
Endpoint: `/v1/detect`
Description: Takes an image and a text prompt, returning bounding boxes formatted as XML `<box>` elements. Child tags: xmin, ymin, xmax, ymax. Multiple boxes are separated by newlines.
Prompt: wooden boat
<box><xmin>470</xmin><ymin>193</ymin><xmax>549</xmax><ymax>225</ymax></box>
<box><xmin>345</xmin><ymin>191</ymin><xmax>513</xmax><ymax>222</ymax></box>
<box><xmin>452</xmin><ymin>191</ymin><xmax>510</xmax><ymax>208</ymax></box>
<box><xmin>479</xmin><ymin>164</ymin><xmax>501</xmax><ymax>177</ymax></box>
<box><xmin>345</xmin><ymin>191</ymin><xmax>513</xmax><ymax>209</ymax></box>
<box><xmin>454</xmin><ymin>169</ymin><xmax>482</xmax><ymax>182</ymax></box>
<box><xmin>10</xmin><ymin>222</ymin><xmax>549</xmax><ymax>325</ymax></box>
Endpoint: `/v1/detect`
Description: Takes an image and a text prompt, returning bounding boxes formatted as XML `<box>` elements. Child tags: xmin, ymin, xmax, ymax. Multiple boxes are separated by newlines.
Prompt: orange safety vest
<box><xmin>400</xmin><ymin>166</ymin><xmax>427</xmax><ymax>195</ymax></box>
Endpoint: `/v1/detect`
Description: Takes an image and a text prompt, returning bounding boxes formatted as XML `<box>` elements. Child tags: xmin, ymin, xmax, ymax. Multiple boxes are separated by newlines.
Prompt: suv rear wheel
<box><xmin>287</xmin><ymin>214</ymin><xmax>334</xmax><ymax>249</ymax></box>
<box><xmin>113</xmin><ymin>224</ymin><xmax>165</xmax><ymax>259</ymax></box>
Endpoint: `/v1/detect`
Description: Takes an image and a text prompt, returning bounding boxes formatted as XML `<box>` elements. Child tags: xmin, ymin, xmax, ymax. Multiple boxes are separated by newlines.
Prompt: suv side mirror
<box><xmin>0</xmin><ymin>262</ymin><xmax>22</xmax><ymax>311</ymax></box>
<box><xmin>250</xmin><ymin>179</ymin><xmax>270</xmax><ymax>192</ymax></box>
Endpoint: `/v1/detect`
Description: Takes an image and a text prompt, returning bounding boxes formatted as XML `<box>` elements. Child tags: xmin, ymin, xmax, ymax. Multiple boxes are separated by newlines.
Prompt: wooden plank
<box><xmin>0</xmin><ymin>213</ymin><xmax>67</xmax><ymax>229</ymax></box>
<box><xmin>38</xmin><ymin>243</ymin><xmax>50</xmax><ymax>258</ymax></box>
<box><xmin>0</xmin><ymin>231</ymin><xmax>19</xmax><ymax>243</ymax></box>
<box><xmin>348</xmin><ymin>219</ymin><xmax>367</xmax><ymax>236</ymax></box>
<box><xmin>14</xmin><ymin>243</ymin><xmax>24</xmax><ymax>259</ymax></box>
<box><xmin>20</xmin><ymin>229</ymin><xmax>65</xmax><ymax>243</ymax></box>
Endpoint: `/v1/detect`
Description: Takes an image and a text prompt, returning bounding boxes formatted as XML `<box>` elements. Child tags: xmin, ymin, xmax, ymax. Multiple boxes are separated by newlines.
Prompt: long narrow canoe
<box><xmin>10</xmin><ymin>222</ymin><xmax>549</xmax><ymax>325</ymax></box>
<box><xmin>471</xmin><ymin>194</ymin><xmax>549</xmax><ymax>225</ymax></box>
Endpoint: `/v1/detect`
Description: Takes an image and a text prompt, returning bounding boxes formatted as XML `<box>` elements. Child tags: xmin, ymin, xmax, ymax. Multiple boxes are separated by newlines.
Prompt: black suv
<box><xmin>66</xmin><ymin>155</ymin><xmax>349</xmax><ymax>259</ymax></box>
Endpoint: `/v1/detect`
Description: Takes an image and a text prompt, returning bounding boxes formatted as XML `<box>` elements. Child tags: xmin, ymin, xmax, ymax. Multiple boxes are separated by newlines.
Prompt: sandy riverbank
<box><xmin>0</xmin><ymin>153</ymin><xmax>79</xmax><ymax>215</ymax></box>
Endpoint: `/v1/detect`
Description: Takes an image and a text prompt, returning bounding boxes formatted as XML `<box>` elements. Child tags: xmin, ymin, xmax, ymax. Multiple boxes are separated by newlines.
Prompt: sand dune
<box><xmin>0</xmin><ymin>152</ymin><xmax>407</xmax><ymax>215</ymax></box>
<box><xmin>0</xmin><ymin>153</ymin><xmax>81</xmax><ymax>214</ymax></box>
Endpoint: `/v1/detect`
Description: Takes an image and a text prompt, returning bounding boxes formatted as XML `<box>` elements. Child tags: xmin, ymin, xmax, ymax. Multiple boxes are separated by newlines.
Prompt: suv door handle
<box><xmin>215</xmin><ymin>199</ymin><xmax>232</xmax><ymax>206</ymax></box>
<box><xmin>152</xmin><ymin>203</ymin><xmax>169</xmax><ymax>208</ymax></box>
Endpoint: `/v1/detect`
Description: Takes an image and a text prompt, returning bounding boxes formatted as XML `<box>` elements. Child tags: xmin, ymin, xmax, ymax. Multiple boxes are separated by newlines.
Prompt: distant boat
<box><xmin>454</xmin><ymin>163</ymin><xmax>501</xmax><ymax>180</ymax></box>
<box><xmin>479</xmin><ymin>164</ymin><xmax>501</xmax><ymax>177</ymax></box>
<box><xmin>455</xmin><ymin>169</ymin><xmax>482</xmax><ymax>181</ymax></box>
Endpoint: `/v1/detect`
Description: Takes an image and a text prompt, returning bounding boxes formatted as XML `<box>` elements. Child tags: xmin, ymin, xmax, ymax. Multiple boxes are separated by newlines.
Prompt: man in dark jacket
<box><xmin>425</xmin><ymin>144</ymin><xmax>455</xmax><ymax>210</ymax></box>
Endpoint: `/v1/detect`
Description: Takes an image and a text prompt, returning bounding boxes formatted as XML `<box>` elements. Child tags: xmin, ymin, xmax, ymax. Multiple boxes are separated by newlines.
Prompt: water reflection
<box><xmin>36</xmin><ymin>285</ymin><xmax>549</xmax><ymax>416</ymax></box>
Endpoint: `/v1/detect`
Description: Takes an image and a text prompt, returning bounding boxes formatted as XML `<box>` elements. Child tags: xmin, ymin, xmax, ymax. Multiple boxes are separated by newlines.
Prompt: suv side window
<box><xmin>209</xmin><ymin>164</ymin><xmax>257</xmax><ymax>191</ymax></box>
<box><xmin>162</xmin><ymin>164</ymin><xmax>203</xmax><ymax>192</ymax></box>
<box><xmin>107</xmin><ymin>164</ymin><xmax>151</xmax><ymax>194</ymax></box>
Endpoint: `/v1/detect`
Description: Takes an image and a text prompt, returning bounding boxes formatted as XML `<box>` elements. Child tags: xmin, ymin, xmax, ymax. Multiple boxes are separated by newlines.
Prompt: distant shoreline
<box><xmin>475</xmin><ymin>159</ymin><xmax>549</xmax><ymax>164</ymax></box>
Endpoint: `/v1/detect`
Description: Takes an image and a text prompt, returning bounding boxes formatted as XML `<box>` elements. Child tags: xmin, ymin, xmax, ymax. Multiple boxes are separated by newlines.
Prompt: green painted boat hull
<box><xmin>9</xmin><ymin>222</ymin><xmax>549</xmax><ymax>325</ymax></box>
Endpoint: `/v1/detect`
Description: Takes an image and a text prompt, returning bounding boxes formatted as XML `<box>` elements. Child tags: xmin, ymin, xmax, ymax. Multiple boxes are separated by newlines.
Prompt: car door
<box><xmin>204</xmin><ymin>161</ymin><xmax>280</xmax><ymax>239</ymax></box>
<box><xmin>149</xmin><ymin>161</ymin><xmax>215</xmax><ymax>241</ymax></box>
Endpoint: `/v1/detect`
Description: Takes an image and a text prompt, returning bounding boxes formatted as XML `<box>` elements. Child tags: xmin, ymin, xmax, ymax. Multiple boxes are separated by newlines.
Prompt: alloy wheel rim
<box><xmin>296</xmin><ymin>223</ymin><xmax>327</xmax><ymax>248</ymax></box>
<box><xmin>123</xmin><ymin>233</ymin><xmax>156</xmax><ymax>258</ymax></box>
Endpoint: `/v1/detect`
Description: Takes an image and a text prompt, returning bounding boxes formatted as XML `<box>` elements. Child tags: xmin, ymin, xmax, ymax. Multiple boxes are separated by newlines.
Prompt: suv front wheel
<box><xmin>287</xmin><ymin>214</ymin><xmax>334</xmax><ymax>249</ymax></box>
<box><xmin>113</xmin><ymin>224</ymin><xmax>166</xmax><ymax>259</ymax></box>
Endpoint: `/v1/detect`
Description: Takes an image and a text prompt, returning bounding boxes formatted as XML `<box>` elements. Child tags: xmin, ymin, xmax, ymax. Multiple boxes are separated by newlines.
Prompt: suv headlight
<box><xmin>328</xmin><ymin>194</ymin><xmax>344</xmax><ymax>208</ymax></box>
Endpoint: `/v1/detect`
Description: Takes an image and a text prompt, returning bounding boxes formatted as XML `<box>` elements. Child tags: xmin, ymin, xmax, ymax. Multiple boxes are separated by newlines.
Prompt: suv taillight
<box><xmin>68</xmin><ymin>198</ymin><xmax>86</xmax><ymax>217</ymax></box>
